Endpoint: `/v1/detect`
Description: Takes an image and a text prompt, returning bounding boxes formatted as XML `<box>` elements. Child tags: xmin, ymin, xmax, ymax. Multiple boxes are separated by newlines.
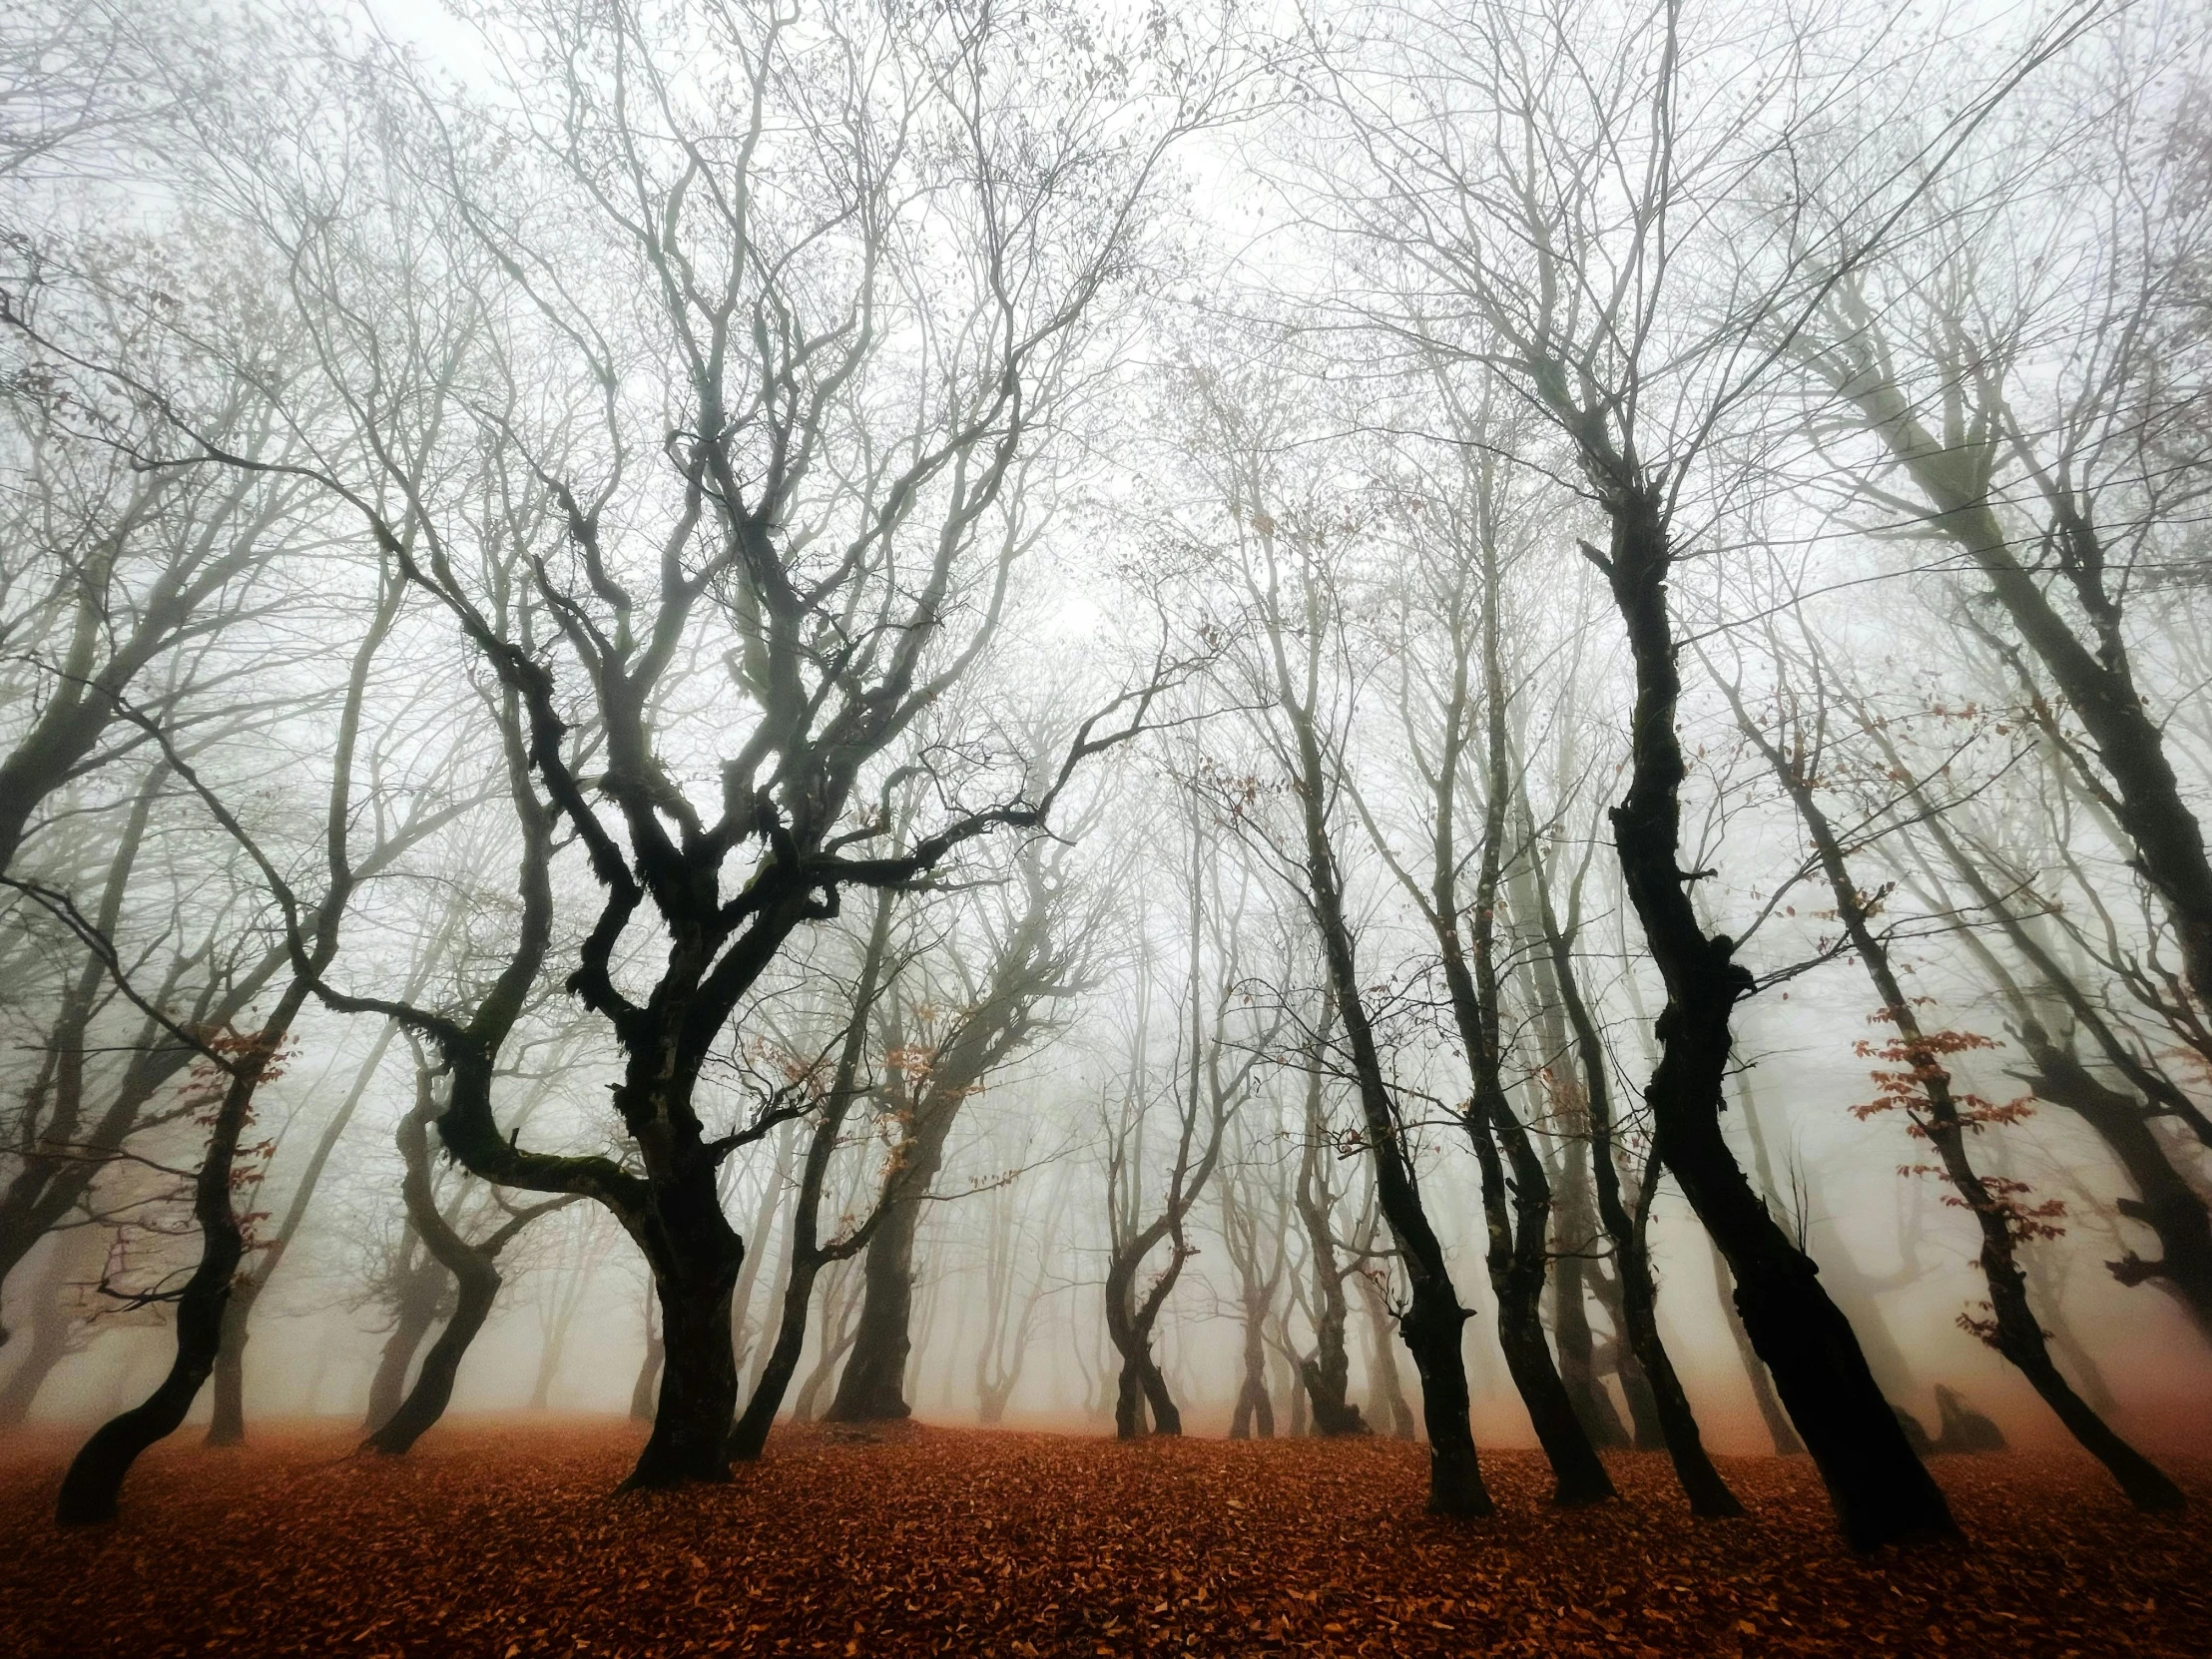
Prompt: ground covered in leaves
<box><xmin>1</xmin><ymin>1418</ymin><xmax>2206</xmax><ymax>1657</ymax></box>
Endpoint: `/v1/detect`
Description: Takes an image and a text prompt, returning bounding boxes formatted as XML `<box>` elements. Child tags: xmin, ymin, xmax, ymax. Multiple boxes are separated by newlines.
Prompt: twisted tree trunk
<box><xmin>1583</xmin><ymin>478</ymin><xmax>1949</xmax><ymax>1548</ymax></box>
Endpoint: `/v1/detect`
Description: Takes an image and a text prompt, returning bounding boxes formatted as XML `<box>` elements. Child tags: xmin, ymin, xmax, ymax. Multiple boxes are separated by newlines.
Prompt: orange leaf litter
<box><xmin>1</xmin><ymin>1420</ymin><xmax>2205</xmax><ymax>1657</ymax></box>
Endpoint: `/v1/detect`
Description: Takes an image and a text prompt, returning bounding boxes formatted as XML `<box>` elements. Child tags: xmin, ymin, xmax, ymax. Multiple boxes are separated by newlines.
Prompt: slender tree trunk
<box><xmin>0</xmin><ymin>1239</ymin><xmax>85</xmax><ymax>1427</ymax></box>
<box><xmin>57</xmin><ymin>989</ymin><xmax>299</xmax><ymax>1524</ymax></box>
<box><xmin>363</xmin><ymin>1273</ymin><xmax>442</xmax><ymax>1436</ymax></box>
<box><xmin>1881</xmin><ymin>760</ymin><xmax>2212</xmax><ymax>1343</ymax></box>
<box><xmin>793</xmin><ymin>1274</ymin><xmax>863</xmax><ymax>1424</ymax></box>
<box><xmin>1708</xmin><ymin>1233</ymin><xmax>1803</xmax><ymax>1455</ymax></box>
<box><xmin>1287</xmin><ymin>711</ymin><xmax>1489</xmax><ymax>1511</ymax></box>
<box><xmin>1550</xmin><ymin>1139</ymin><xmax>1632</xmax><ymax>1451</ymax></box>
<box><xmin>2022</xmin><ymin>1037</ymin><xmax>2212</xmax><ymax>1343</ymax></box>
<box><xmin>730</xmin><ymin>1253</ymin><xmax>822</xmax><ymax>1460</ymax></box>
<box><xmin>1249</xmin><ymin>517</ymin><xmax>1489</xmax><ymax>1514</ymax></box>
<box><xmin>1524</xmin><ymin>821</ymin><xmax>1739</xmax><ymax>1510</ymax></box>
<box><xmin>363</xmin><ymin>1250</ymin><xmax>501</xmax><ymax>1456</ymax></box>
<box><xmin>205</xmin><ymin>1012</ymin><xmax>412</xmax><ymax>1447</ymax></box>
<box><xmin>731</xmin><ymin>888</ymin><xmax>900</xmax><ymax>1458</ymax></box>
<box><xmin>1736</xmin><ymin>702</ymin><xmax>2181</xmax><ymax>1509</ymax></box>
<box><xmin>1293</xmin><ymin>1124</ymin><xmax>1367</xmax><ymax>1436</ymax></box>
<box><xmin>1822</xmin><ymin>373</ymin><xmax>2212</xmax><ymax>1011</ymax></box>
<box><xmin>1584</xmin><ymin>487</ymin><xmax>1948</xmax><ymax>1548</ymax></box>
<box><xmin>631</xmin><ymin>1298</ymin><xmax>664</xmax><ymax>1423</ymax></box>
<box><xmin>363</xmin><ymin>1070</ymin><xmax>572</xmax><ymax>1455</ymax></box>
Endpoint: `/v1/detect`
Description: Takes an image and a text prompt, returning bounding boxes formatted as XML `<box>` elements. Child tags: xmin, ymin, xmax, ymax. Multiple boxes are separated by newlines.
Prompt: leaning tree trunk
<box><xmin>206</xmin><ymin>1012</ymin><xmax>408</xmax><ymax>1447</ymax></box>
<box><xmin>1584</xmin><ymin>482</ymin><xmax>1951</xmax><ymax>1549</ymax></box>
<box><xmin>1523</xmin><ymin>811</ymin><xmax>1739</xmax><ymax>1509</ymax></box>
<box><xmin>1283</xmin><ymin>698</ymin><xmax>1489</xmax><ymax>1514</ymax></box>
<box><xmin>1744</xmin><ymin>716</ymin><xmax>2182</xmax><ymax>1510</ymax></box>
<box><xmin>363</xmin><ymin>1071</ymin><xmax>572</xmax><ymax>1455</ymax></box>
<box><xmin>1550</xmin><ymin>1137</ymin><xmax>1633</xmax><ymax>1451</ymax></box>
<box><xmin>1889</xmin><ymin>771</ymin><xmax>2212</xmax><ymax>1345</ymax></box>
<box><xmin>1440</xmin><ymin>563</ymin><xmax>1612</xmax><ymax>1507</ymax></box>
<box><xmin>363</xmin><ymin>1248</ymin><xmax>503</xmax><ymax>1456</ymax></box>
<box><xmin>363</xmin><ymin>1272</ymin><xmax>443</xmax><ymax>1436</ymax></box>
<box><xmin>56</xmin><ymin>1001</ymin><xmax>291</xmax><ymax>1525</ymax></box>
<box><xmin>730</xmin><ymin>1251</ymin><xmax>822</xmax><ymax>1459</ymax></box>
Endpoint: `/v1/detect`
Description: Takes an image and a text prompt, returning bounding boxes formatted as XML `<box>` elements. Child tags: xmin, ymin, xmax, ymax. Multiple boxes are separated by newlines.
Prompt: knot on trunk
<box><xmin>2107</xmin><ymin>1250</ymin><xmax>2164</xmax><ymax>1287</ymax></box>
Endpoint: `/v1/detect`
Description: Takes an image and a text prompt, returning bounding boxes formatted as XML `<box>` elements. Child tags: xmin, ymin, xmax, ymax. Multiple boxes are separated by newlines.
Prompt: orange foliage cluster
<box><xmin>1</xmin><ymin>1420</ymin><xmax>2206</xmax><ymax>1657</ymax></box>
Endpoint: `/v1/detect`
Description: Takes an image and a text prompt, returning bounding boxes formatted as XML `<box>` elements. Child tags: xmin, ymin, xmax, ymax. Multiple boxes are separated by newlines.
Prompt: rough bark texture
<box><xmin>824</xmin><ymin>1139</ymin><xmax>941</xmax><ymax>1424</ymax></box>
<box><xmin>1585</xmin><ymin>479</ymin><xmax>1950</xmax><ymax>1549</ymax></box>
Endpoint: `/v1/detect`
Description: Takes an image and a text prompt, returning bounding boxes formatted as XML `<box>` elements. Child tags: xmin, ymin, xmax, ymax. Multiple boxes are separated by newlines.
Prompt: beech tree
<box><xmin>113</xmin><ymin>0</ymin><xmax>1223</xmax><ymax>1488</ymax></box>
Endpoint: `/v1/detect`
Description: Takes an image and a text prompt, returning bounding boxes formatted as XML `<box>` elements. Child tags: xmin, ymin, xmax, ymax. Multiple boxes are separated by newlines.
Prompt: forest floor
<box><xmin>0</xmin><ymin>1418</ymin><xmax>2207</xmax><ymax>1658</ymax></box>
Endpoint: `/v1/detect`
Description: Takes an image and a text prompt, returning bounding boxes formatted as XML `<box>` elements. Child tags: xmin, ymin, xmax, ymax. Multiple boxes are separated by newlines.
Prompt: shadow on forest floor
<box><xmin>1</xmin><ymin>1416</ymin><xmax>2207</xmax><ymax>1657</ymax></box>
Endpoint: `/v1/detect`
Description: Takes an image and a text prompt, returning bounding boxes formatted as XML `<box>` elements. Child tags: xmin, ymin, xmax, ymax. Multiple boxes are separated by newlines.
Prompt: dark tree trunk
<box><xmin>731</xmin><ymin>1255</ymin><xmax>823</xmax><ymax>1460</ymax></box>
<box><xmin>1524</xmin><ymin>819</ymin><xmax>1738</xmax><ymax>1509</ymax></box>
<box><xmin>363</xmin><ymin>1279</ymin><xmax>441</xmax><ymax>1436</ymax></box>
<box><xmin>56</xmin><ymin>998</ymin><xmax>289</xmax><ymax>1524</ymax></box>
<box><xmin>1280</xmin><ymin>668</ymin><xmax>1490</xmax><ymax>1513</ymax></box>
<box><xmin>1293</xmin><ymin>1128</ymin><xmax>1367</xmax><ymax>1437</ymax></box>
<box><xmin>826</xmin><ymin>1180</ymin><xmax>929</xmax><ymax>1423</ymax></box>
<box><xmin>363</xmin><ymin>1250</ymin><xmax>501</xmax><ymax>1456</ymax></box>
<box><xmin>2024</xmin><ymin>1037</ymin><xmax>2212</xmax><ymax>1342</ymax></box>
<box><xmin>1105</xmin><ymin>1287</ymin><xmax>1183</xmax><ymax>1439</ymax></box>
<box><xmin>731</xmin><ymin>888</ymin><xmax>899</xmax><ymax>1460</ymax></box>
<box><xmin>1550</xmin><ymin>1153</ymin><xmax>1633</xmax><ymax>1451</ymax></box>
<box><xmin>1824</xmin><ymin>370</ymin><xmax>2212</xmax><ymax>1014</ymax></box>
<box><xmin>793</xmin><ymin>1286</ymin><xmax>862</xmax><ymax>1424</ymax></box>
<box><xmin>1883</xmin><ymin>759</ymin><xmax>2212</xmax><ymax>1344</ymax></box>
<box><xmin>1735</xmin><ymin>683</ymin><xmax>2182</xmax><ymax>1509</ymax></box>
<box><xmin>629</xmin><ymin>1231</ymin><xmax>743</xmax><ymax>1486</ymax></box>
<box><xmin>204</xmin><ymin>1012</ymin><xmax>406</xmax><ymax>1448</ymax></box>
<box><xmin>363</xmin><ymin>1071</ymin><xmax>572</xmax><ymax>1456</ymax></box>
<box><xmin>1585</xmin><ymin>484</ymin><xmax>1950</xmax><ymax>1549</ymax></box>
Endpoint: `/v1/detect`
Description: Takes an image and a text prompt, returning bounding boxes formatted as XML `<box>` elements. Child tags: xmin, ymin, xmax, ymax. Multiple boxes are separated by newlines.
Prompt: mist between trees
<box><xmin>2</xmin><ymin>0</ymin><xmax>2208</xmax><ymax>1550</ymax></box>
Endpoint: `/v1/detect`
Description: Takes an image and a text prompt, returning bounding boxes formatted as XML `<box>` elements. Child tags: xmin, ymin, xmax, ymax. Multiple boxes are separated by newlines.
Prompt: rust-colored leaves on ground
<box><xmin>1</xmin><ymin>1421</ymin><xmax>2206</xmax><ymax>1657</ymax></box>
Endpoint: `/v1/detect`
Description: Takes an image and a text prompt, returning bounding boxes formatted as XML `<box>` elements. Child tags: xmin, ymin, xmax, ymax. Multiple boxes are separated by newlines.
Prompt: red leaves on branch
<box><xmin>4</xmin><ymin>1421</ymin><xmax>2208</xmax><ymax>1657</ymax></box>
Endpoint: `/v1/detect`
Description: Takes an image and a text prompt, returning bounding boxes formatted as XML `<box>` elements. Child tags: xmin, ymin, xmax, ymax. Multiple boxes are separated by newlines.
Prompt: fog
<box><xmin>4</xmin><ymin>0</ymin><xmax>2210</xmax><ymax>1562</ymax></box>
